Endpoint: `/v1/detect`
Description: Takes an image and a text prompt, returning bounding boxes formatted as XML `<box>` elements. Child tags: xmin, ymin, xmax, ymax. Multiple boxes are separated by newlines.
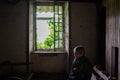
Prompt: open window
<box><xmin>29</xmin><ymin>1</ymin><xmax>69</xmax><ymax>53</ymax></box>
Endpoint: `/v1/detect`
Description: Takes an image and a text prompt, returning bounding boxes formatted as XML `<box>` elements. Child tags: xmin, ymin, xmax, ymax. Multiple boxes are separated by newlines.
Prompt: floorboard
<box><xmin>31</xmin><ymin>73</ymin><xmax>67</xmax><ymax>80</ymax></box>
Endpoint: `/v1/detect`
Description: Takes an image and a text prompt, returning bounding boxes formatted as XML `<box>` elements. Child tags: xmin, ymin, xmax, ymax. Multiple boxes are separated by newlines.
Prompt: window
<box><xmin>33</xmin><ymin>2</ymin><xmax>65</xmax><ymax>52</ymax></box>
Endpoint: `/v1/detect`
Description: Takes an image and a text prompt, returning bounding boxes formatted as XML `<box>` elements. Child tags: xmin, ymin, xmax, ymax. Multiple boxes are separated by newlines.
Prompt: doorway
<box><xmin>111</xmin><ymin>47</ymin><xmax>119</xmax><ymax>80</ymax></box>
<box><xmin>97</xmin><ymin>7</ymin><xmax>106</xmax><ymax>70</ymax></box>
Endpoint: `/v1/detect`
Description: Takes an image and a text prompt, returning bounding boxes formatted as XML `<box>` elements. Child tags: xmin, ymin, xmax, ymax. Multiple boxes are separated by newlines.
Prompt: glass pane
<box><xmin>47</xmin><ymin>18</ymin><xmax>55</xmax><ymax>32</ymax></box>
<box><xmin>55</xmin><ymin>23</ymin><xmax>59</xmax><ymax>31</ymax></box>
<box><xmin>55</xmin><ymin>23</ymin><xmax>63</xmax><ymax>31</ymax></box>
<box><xmin>55</xmin><ymin>40</ymin><xmax>59</xmax><ymax>48</ymax></box>
<box><xmin>59</xmin><ymin>40</ymin><xmax>63</xmax><ymax>48</ymax></box>
<box><xmin>36</xmin><ymin>6</ymin><xmax>54</xmax><ymax>18</ymax></box>
<box><xmin>59</xmin><ymin>32</ymin><xmax>63</xmax><ymax>39</ymax></box>
<box><xmin>55</xmin><ymin>32</ymin><xmax>59</xmax><ymax>39</ymax></box>
<box><xmin>55</xmin><ymin>6</ymin><xmax>62</xmax><ymax>14</ymax></box>
<box><xmin>59</xmin><ymin>6</ymin><xmax>62</xmax><ymax>14</ymax></box>
<box><xmin>55</xmin><ymin>40</ymin><xmax>63</xmax><ymax>49</ymax></box>
<box><xmin>59</xmin><ymin>15</ymin><xmax>62</xmax><ymax>22</ymax></box>
<box><xmin>59</xmin><ymin>23</ymin><xmax>63</xmax><ymax>31</ymax></box>
<box><xmin>55</xmin><ymin>6</ymin><xmax>59</xmax><ymax>12</ymax></box>
<box><xmin>55</xmin><ymin>32</ymin><xmax>63</xmax><ymax>40</ymax></box>
<box><xmin>55</xmin><ymin>15</ymin><xmax>58</xmax><ymax>22</ymax></box>
<box><xmin>54</xmin><ymin>15</ymin><xmax>62</xmax><ymax>22</ymax></box>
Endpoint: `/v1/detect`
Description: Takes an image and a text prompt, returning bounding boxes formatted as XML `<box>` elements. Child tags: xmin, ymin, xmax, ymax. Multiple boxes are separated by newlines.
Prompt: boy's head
<box><xmin>73</xmin><ymin>45</ymin><xmax>85</xmax><ymax>58</ymax></box>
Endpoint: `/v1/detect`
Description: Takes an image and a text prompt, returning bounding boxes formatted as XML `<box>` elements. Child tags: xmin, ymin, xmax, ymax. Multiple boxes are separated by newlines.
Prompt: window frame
<box><xmin>33</xmin><ymin>2</ymin><xmax>65</xmax><ymax>52</ymax></box>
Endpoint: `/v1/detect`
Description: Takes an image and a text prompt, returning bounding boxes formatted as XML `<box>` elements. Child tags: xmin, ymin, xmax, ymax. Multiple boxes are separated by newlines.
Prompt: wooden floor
<box><xmin>31</xmin><ymin>73</ymin><xmax>67</xmax><ymax>80</ymax></box>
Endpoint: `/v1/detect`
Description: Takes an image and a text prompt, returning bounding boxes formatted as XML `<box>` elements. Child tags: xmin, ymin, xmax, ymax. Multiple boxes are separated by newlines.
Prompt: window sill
<box><xmin>33</xmin><ymin>51</ymin><xmax>67</xmax><ymax>54</ymax></box>
<box><xmin>32</xmin><ymin>51</ymin><xmax>67</xmax><ymax>56</ymax></box>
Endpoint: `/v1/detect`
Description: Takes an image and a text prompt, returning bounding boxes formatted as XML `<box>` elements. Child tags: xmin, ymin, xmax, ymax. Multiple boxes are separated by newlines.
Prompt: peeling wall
<box><xmin>0</xmin><ymin>1</ymin><xmax>27</xmax><ymax>72</ymax></box>
<box><xmin>70</xmin><ymin>2</ymin><xmax>97</xmax><ymax>65</ymax></box>
<box><xmin>105</xmin><ymin>0</ymin><xmax>120</xmax><ymax>79</ymax></box>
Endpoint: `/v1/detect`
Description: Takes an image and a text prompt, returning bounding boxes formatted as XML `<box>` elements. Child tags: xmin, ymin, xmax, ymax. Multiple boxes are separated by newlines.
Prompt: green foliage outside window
<box><xmin>44</xmin><ymin>18</ymin><xmax>54</xmax><ymax>49</ymax></box>
<box><xmin>36</xmin><ymin>17</ymin><xmax>62</xmax><ymax>49</ymax></box>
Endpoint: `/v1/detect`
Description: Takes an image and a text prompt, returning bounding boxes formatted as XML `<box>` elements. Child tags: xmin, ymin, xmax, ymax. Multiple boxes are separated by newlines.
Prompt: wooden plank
<box><xmin>93</xmin><ymin>66</ymin><xmax>109</xmax><ymax>80</ymax></box>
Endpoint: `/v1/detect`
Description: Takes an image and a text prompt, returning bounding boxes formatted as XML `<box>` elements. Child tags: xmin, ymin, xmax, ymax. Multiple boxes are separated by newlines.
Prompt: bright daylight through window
<box><xmin>34</xmin><ymin>3</ymin><xmax>64</xmax><ymax>51</ymax></box>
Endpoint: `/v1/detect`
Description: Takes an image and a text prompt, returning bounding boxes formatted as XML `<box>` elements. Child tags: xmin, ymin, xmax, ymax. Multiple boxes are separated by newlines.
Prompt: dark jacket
<box><xmin>68</xmin><ymin>56</ymin><xmax>92</xmax><ymax>80</ymax></box>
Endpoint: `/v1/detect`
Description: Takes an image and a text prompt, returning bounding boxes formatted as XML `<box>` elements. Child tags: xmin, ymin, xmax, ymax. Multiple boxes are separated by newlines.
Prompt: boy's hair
<box><xmin>73</xmin><ymin>45</ymin><xmax>85</xmax><ymax>55</ymax></box>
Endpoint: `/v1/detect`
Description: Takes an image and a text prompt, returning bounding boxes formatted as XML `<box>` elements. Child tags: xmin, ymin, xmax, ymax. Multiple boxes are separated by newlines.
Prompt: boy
<box><xmin>68</xmin><ymin>45</ymin><xmax>92</xmax><ymax>80</ymax></box>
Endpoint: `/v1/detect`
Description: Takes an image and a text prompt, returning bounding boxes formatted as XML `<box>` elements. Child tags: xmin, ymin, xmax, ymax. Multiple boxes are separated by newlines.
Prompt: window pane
<box><xmin>55</xmin><ymin>15</ymin><xmax>62</xmax><ymax>22</ymax></box>
<box><xmin>55</xmin><ymin>40</ymin><xmax>59</xmax><ymax>49</ymax></box>
<box><xmin>55</xmin><ymin>6</ymin><xmax>59</xmax><ymax>12</ymax></box>
<box><xmin>55</xmin><ymin>32</ymin><xmax>63</xmax><ymax>40</ymax></box>
<box><xmin>59</xmin><ymin>15</ymin><xmax>62</xmax><ymax>22</ymax></box>
<box><xmin>36</xmin><ymin>6</ymin><xmax>54</xmax><ymax>18</ymax></box>
<box><xmin>55</xmin><ymin>32</ymin><xmax>58</xmax><ymax>40</ymax></box>
<box><xmin>55</xmin><ymin>23</ymin><xmax>63</xmax><ymax>31</ymax></box>
<box><xmin>55</xmin><ymin>40</ymin><xmax>63</xmax><ymax>49</ymax></box>
<box><xmin>55</xmin><ymin>15</ymin><xmax>59</xmax><ymax>22</ymax></box>
<box><xmin>59</xmin><ymin>32</ymin><xmax>63</xmax><ymax>39</ymax></box>
<box><xmin>55</xmin><ymin>6</ymin><xmax>62</xmax><ymax>14</ymax></box>
<box><xmin>59</xmin><ymin>23</ymin><xmax>63</xmax><ymax>31</ymax></box>
<box><xmin>55</xmin><ymin>23</ymin><xmax>59</xmax><ymax>31</ymax></box>
<box><xmin>59</xmin><ymin>6</ymin><xmax>62</xmax><ymax>14</ymax></box>
<box><xmin>37</xmin><ymin>6</ymin><xmax>54</xmax><ymax>13</ymax></box>
<box><xmin>59</xmin><ymin>40</ymin><xmax>63</xmax><ymax>48</ymax></box>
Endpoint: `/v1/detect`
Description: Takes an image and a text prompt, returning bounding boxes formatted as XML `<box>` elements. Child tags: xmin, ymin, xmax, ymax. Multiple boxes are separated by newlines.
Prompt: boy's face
<box><xmin>74</xmin><ymin>50</ymin><xmax>83</xmax><ymax>58</ymax></box>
